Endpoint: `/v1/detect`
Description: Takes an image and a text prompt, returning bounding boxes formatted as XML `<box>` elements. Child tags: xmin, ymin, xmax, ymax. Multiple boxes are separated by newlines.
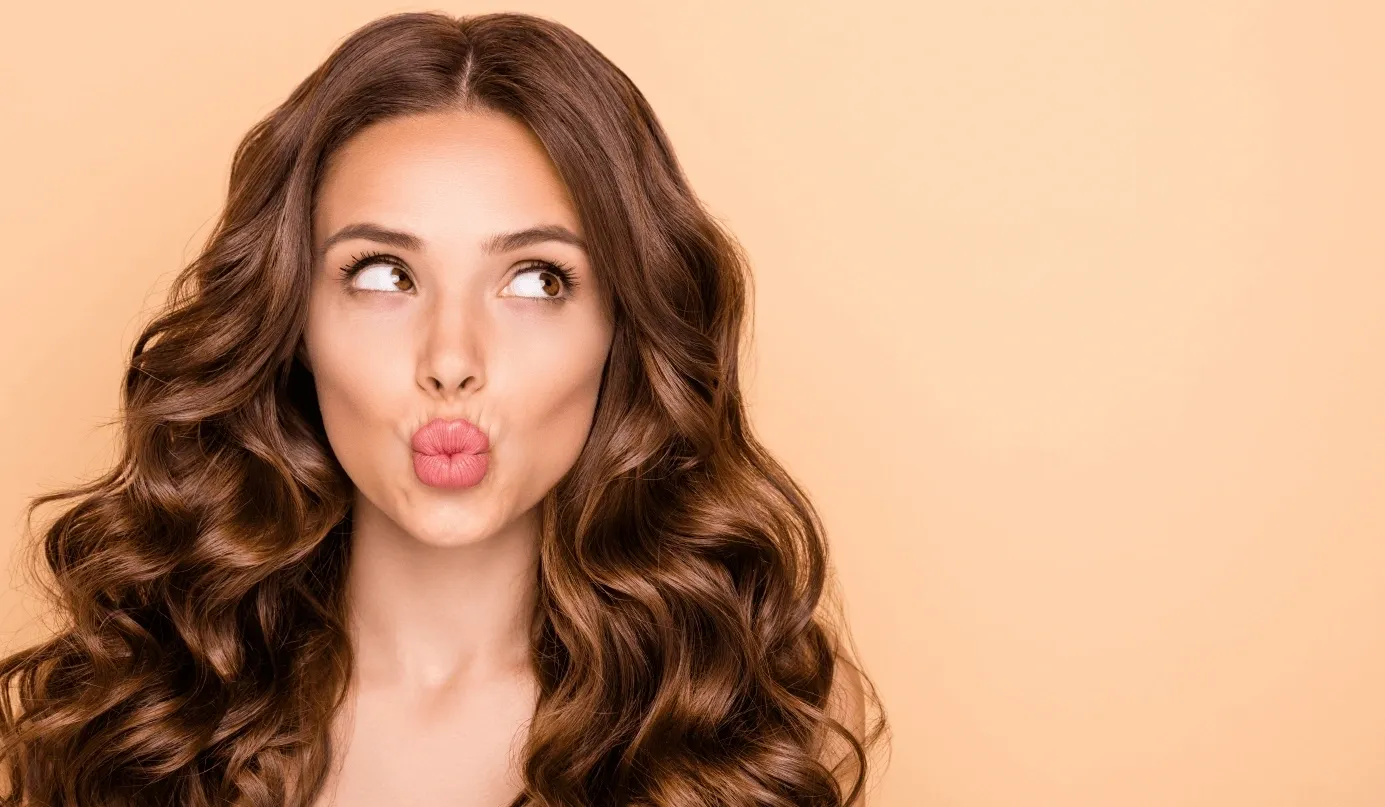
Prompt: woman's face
<box><xmin>303</xmin><ymin>106</ymin><xmax>614</xmax><ymax>548</ymax></box>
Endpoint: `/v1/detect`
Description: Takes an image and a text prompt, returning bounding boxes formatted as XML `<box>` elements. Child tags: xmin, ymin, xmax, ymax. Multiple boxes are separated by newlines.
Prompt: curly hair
<box><xmin>0</xmin><ymin>11</ymin><xmax>888</xmax><ymax>806</ymax></box>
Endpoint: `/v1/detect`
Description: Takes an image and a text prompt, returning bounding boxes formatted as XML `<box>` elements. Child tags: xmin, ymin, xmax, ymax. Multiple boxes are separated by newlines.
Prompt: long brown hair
<box><xmin>0</xmin><ymin>11</ymin><xmax>888</xmax><ymax>806</ymax></box>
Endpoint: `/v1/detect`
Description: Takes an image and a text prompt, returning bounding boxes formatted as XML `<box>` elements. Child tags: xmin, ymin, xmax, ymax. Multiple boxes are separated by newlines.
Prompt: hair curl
<box><xmin>0</xmin><ymin>11</ymin><xmax>889</xmax><ymax>806</ymax></box>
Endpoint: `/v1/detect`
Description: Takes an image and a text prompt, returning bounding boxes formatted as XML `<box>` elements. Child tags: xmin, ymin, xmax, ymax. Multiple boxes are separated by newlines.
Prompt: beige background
<box><xmin>2</xmin><ymin>1</ymin><xmax>1383</xmax><ymax>804</ymax></box>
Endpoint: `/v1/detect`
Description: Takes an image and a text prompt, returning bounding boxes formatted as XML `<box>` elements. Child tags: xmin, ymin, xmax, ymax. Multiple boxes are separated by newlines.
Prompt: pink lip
<box><xmin>411</xmin><ymin>418</ymin><xmax>490</xmax><ymax>489</ymax></box>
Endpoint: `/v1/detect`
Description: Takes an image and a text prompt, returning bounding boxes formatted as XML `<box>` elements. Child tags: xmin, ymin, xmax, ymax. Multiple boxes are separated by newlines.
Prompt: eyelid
<box><xmin>338</xmin><ymin>249</ymin><xmax>402</xmax><ymax>277</ymax></box>
<box><xmin>504</xmin><ymin>259</ymin><xmax>580</xmax><ymax>302</ymax></box>
<box><xmin>338</xmin><ymin>252</ymin><xmax>579</xmax><ymax>301</ymax></box>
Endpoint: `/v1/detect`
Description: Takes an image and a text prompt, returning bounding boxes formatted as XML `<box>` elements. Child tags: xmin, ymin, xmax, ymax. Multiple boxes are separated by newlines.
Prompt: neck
<box><xmin>342</xmin><ymin>493</ymin><xmax>540</xmax><ymax>693</ymax></box>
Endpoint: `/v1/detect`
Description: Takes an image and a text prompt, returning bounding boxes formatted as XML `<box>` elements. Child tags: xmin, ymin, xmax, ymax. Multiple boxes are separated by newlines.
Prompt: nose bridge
<box><xmin>418</xmin><ymin>285</ymin><xmax>486</xmax><ymax>395</ymax></box>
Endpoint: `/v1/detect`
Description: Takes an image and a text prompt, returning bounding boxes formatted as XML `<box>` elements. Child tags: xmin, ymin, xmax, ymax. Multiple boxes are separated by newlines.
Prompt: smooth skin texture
<box><xmin>300</xmin><ymin>106</ymin><xmax>615</xmax><ymax>807</ymax></box>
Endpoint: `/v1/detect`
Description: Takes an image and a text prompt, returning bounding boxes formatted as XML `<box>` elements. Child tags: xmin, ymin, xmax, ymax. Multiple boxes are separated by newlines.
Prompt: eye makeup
<box><xmin>335</xmin><ymin>250</ymin><xmax>582</xmax><ymax>303</ymax></box>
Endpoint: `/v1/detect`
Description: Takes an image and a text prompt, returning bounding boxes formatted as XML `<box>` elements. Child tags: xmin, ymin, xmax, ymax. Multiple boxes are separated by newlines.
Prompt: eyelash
<box><xmin>335</xmin><ymin>250</ymin><xmax>581</xmax><ymax>302</ymax></box>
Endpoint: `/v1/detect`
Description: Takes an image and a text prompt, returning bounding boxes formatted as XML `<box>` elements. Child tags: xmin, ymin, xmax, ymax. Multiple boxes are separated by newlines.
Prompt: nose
<box><xmin>416</xmin><ymin>299</ymin><xmax>485</xmax><ymax>399</ymax></box>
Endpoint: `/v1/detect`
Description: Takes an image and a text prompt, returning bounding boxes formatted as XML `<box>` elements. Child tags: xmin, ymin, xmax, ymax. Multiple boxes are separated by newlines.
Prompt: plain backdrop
<box><xmin>2</xmin><ymin>2</ymin><xmax>1383</xmax><ymax>805</ymax></box>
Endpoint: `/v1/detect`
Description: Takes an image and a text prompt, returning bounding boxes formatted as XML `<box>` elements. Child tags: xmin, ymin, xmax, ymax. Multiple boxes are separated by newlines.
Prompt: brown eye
<box><xmin>540</xmin><ymin>271</ymin><xmax>562</xmax><ymax>297</ymax></box>
<box><xmin>504</xmin><ymin>261</ymin><xmax>579</xmax><ymax>302</ymax></box>
<box><xmin>349</xmin><ymin>262</ymin><xmax>414</xmax><ymax>292</ymax></box>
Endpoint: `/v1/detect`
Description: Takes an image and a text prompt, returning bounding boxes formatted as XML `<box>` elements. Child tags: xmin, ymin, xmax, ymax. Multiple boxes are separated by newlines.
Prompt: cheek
<box><xmin>304</xmin><ymin>309</ymin><xmax>413</xmax><ymax>477</ymax></box>
<box><xmin>498</xmin><ymin>321</ymin><xmax>610</xmax><ymax>489</ymax></box>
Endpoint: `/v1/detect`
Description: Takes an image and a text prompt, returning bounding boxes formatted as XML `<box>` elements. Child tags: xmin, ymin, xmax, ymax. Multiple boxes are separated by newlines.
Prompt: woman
<box><xmin>0</xmin><ymin>10</ymin><xmax>887</xmax><ymax>806</ymax></box>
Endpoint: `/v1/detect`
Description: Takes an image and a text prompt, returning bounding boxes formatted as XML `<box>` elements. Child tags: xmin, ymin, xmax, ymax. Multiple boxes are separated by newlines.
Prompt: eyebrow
<box><xmin>315</xmin><ymin>222</ymin><xmax>587</xmax><ymax>264</ymax></box>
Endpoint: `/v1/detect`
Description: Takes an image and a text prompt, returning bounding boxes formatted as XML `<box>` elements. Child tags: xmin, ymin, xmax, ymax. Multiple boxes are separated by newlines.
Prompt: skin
<box><xmin>299</xmin><ymin>106</ymin><xmax>615</xmax><ymax>806</ymax></box>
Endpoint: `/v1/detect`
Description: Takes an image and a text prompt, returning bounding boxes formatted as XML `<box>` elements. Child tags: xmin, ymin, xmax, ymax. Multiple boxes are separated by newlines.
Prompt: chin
<box><xmin>408</xmin><ymin>528</ymin><xmax>490</xmax><ymax>548</ymax></box>
<box><xmin>401</xmin><ymin>506</ymin><xmax>500</xmax><ymax>547</ymax></box>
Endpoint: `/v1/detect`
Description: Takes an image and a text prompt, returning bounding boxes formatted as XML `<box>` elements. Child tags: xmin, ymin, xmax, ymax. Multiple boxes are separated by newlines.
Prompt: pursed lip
<box><xmin>411</xmin><ymin>417</ymin><xmax>490</xmax><ymax>455</ymax></box>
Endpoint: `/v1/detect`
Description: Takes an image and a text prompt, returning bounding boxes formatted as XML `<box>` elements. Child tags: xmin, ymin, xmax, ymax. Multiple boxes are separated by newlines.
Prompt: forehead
<box><xmin>313</xmin><ymin>107</ymin><xmax>581</xmax><ymax>244</ymax></box>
